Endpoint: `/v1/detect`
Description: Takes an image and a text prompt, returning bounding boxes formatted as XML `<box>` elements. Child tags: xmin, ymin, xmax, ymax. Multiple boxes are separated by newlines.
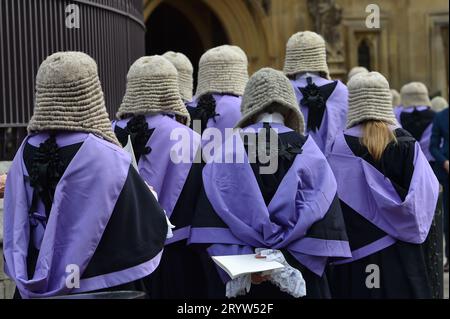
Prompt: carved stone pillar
<box><xmin>307</xmin><ymin>0</ymin><xmax>347</xmax><ymax>80</ymax></box>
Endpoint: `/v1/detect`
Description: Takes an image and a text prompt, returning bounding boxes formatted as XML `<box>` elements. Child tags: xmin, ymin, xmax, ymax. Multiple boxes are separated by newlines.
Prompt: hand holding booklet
<box><xmin>211</xmin><ymin>254</ymin><xmax>285</xmax><ymax>280</ymax></box>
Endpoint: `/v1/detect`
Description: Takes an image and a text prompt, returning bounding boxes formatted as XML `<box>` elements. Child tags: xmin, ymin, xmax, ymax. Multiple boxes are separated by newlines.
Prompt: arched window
<box><xmin>358</xmin><ymin>39</ymin><xmax>372</xmax><ymax>71</ymax></box>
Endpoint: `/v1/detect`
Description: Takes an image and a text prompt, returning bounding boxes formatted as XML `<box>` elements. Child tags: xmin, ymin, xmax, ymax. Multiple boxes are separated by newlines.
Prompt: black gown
<box><xmin>114</xmin><ymin>116</ymin><xmax>206</xmax><ymax>299</ymax></box>
<box><xmin>328</xmin><ymin>128</ymin><xmax>433</xmax><ymax>299</ymax></box>
<box><xmin>144</xmin><ymin>162</ymin><xmax>206</xmax><ymax>299</ymax></box>
<box><xmin>14</xmin><ymin>136</ymin><xmax>168</xmax><ymax>299</ymax></box>
<box><xmin>191</xmin><ymin>125</ymin><xmax>348</xmax><ymax>299</ymax></box>
<box><xmin>400</xmin><ymin>109</ymin><xmax>443</xmax><ymax>297</ymax></box>
<box><xmin>399</xmin><ymin>108</ymin><xmax>435</xmax><ymax>143</ymax></box>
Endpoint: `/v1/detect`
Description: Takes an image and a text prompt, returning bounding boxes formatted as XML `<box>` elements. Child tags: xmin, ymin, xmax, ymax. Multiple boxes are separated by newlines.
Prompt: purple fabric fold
<box><xmin>419</xmin><ymin>124</ymin><xmax>434</xmax><ymax>162</ymax></box>
<box><xmin>331</xmin><ymin>235</ymin><xmax>397</xmax><ymax>266</ymax></box>
<box><xmin>188</xmin><ymin>227</ymin><xmax>248</xmax><ymax>246</ymax></box>
<box><xmin>114</xmin><ymin>114</ymin><xmax>201</xmax><ymax>223</ymax></box>
<box><xmin>328</xmin><ymin>131</ymin><xmax>439</xmax><ymax>244</ymax></box>
<box><xmin>290</xmin><ymin>253</ymin><xmax>329</xmax><ymax>277</ymax></box>
<box><xmin>72</xmin><ymin>251</ymin><xmax>163</xmax><ymax>294</ymax></box>
<box><xmin>192</xmin><ymin>126</ymin><xmax>349</xmax><ymax>275</ymax></box>
<box><xmin>165</xmin><ymin>226</ymin><xmax>191</xmax><ymax>245</ymax></box>
<box><xmin>290</xmin><ymin>77</ymin><xmax>348</xmax><ymax>155</ymax></box>
<box><xmin>26</xmin><ymin>132</ymin><xmax>90</xmax><ymax>250</ymax></box>
<box><xmin>3</xmin><ymin>133</ymin><xmax>137</xmax><ymax>298</ymax></box>
<box><xmin>288</xmin><ymin>237</ymin><xmax>351</xmax><ymax>258</ymax></box>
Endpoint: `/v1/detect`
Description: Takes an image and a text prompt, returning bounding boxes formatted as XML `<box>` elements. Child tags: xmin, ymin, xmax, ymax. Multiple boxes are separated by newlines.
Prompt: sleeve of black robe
<box><xmin>168</xmin><ymin>160</ymin><xmax>204</xmax><ymax>232</ymax></box>
<box><xmin>81</xmin><ymin>165</ymin><xmax>168</xmax><ymax>279</ymax></box>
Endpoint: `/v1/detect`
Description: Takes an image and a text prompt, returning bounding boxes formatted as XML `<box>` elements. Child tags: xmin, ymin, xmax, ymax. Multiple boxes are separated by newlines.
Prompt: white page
<box><xmin>123</xmin><ymin>135</ymin><xmax>139</xmax><ymax>171</ymax></box>
<box><xmin>212</xmin><ymin>254</ymin><xmax>284</xmax><ymax>280</ymax></box>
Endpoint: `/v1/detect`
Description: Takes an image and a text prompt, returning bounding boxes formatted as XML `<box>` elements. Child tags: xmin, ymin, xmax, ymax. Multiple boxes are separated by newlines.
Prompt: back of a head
<box><xmin>196</xmin><ymin>45</ymin><xmax>249</xmax><ymax>98</ymax></box>
<box><xmin>236</xmin><ymin>67</ymin><xmax>305</xmax><ymax>134</ymax></box>
<box><xmin>431</xmin><ymin>96</ymin><xmax>448</xmax><ymax>112</ymax></box>
<box><xmin>162</xmin><ymin>51</ymin><xmax>194</xmax><ymax>102</ymax></box>
<box><xmin>347</xmin><ymin>71</ymin><xmax>397</xmax><ymax>161</ymax></box>
<box><xmin>117</xmin><ymin>55</ymin><xmax>190</xmax><ymax>126</ymax></box>
<box><xmin>28</xmin><ymin>51</ymin><xmax>120</xmax><ymax>146</ymax></box>
<box><xmin>391</xmin><ymin>89</ymin><xmax>401</xmax><ymax>108</ymax></box>
<box><xmin>283</xmin><ymin>31</ymin><xmax>330</xmax><ymax>79</ymax></box>
<box><xmin>348</xmin><ymin>66</ymin><xmax>369</xmax><ymax>82</ymax></box>
<box><xmin>400</xmin><ymin>82</ymin><xmax>431</xmax><ymax>108</ymax></box>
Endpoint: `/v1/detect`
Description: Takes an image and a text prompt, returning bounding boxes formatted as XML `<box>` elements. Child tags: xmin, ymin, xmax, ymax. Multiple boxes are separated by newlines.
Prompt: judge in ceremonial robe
<box><xmin>3</xmin><ymin>52</ymin><xmax>168</xmax><ymax>299</ymax></box>
<box><xmin>189</xmin><ymin>68</ymin><xmax>351</xmax><ymax>299</ymax></box>
<box><xmin>186</xmin><ymin>45</ymin><xmax>248</xmax><ymax>137</ymax></box>
<box><xmin>113</xmin><ymin>56</ymin><xmax>204</xmax><ymax>299</ymax></box>
<box><xmin>395</xmin><ymin>82</ymin><xmax>435</xmax><ymax>163</ymax></box>
<box><xmin>347</xmin><ymin>67</ymin><xmax>369</xmax><ymax>83</ymax></box>
<box><xmin>328</xmin><ymin>72</ymin><xmax>439</xmax><ymax>299</ymax></box>
<box><xmin>163</xmin><ymin>51</ymin><xmax>194</xmax><ymax>107</ymax></box>
<box><xmin>283</xmin><ymin>31</ymin><xmax>348</xmax><ymax>156</ymax></box>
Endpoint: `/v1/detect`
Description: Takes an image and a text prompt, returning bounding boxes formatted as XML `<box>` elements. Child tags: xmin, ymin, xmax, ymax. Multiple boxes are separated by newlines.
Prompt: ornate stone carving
<box><xmin>307</xmin><ymin>0</ymin><xmax>344</xmax><ymax>60</ymax></box>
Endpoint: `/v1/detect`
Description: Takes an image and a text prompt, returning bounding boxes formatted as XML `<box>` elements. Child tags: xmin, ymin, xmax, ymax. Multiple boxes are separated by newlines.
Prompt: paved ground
<box><xmin>445</xmin><ymin>272</ymin><xmax>449</xmax><ymax>299</ymax></box>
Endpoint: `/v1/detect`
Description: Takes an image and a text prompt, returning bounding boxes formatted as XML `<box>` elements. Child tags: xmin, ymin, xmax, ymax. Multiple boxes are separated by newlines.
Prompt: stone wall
<box><xmin>0</xmin><ymin>199</ymin><xmax>15</xmax><ymax>299</ymax></box>
<box><xmin>143</xmin><ymin>0</ymin><xmax>449</xmax><ymax>95</ymax></box>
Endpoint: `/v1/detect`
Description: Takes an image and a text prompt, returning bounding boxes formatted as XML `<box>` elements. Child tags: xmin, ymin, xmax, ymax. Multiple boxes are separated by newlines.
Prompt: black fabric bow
<box><xmin>125</xmin><ymin>115</ymin><xmax>154</xmax><ymax>163</ymax></box>
<box><xmin>299</xmin><ymin>77</ymin><xmax>338</xmax><ymax>132</ymax></box>
<box><xmin>29</xmin><ymin>135</ymin><xmax>65</xmax><ymax>216</ymax></box>
<box><xmin>191</xmin><ymin>94</ymin><xmax>220</xmax><ymax>133</ymax></box>
<box><xmin>243</xmin><ymin>123</ymin><xmax>303</xmax><ymax>163</ymax></box>
<box><xmin>278</xmin><ymin>141</ymin><xmax>303</xmax><ymax>162</ymax></box>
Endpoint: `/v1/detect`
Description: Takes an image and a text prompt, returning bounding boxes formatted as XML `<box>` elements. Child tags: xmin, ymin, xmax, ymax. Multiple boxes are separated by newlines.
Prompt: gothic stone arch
<box><xmin>143</xmin><ymin>0</ymin><xmax>271</xmax><ymax>74</ymax></box>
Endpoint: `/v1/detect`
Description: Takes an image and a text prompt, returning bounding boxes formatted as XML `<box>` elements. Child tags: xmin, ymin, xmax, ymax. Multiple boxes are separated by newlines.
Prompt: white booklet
<box><xmin>212</xmin><ymin>254</ymin><xmax>285</xmax><ymax>280</ymax></box>
<box><xmin>123</xmin><ymin>135</ymin><xmax>139</xmax><ymax>171</ymax></box>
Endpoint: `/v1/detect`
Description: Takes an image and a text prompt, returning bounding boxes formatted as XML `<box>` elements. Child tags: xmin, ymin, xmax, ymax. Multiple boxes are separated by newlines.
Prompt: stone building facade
<box><xmin>144</xmin><ymin>0</ymin><xmax>448</xmax><ymax>98</ymax></box>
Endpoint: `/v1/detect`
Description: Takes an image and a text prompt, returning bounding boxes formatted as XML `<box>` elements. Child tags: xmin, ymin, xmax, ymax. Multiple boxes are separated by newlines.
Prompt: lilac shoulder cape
<box><xmin>114</xmin><ymin>114</ymin><xmax>201</xmax><ymax>243</ymax></box>
<box><xmin>328</xmin><ymin>127</ymin><xmax>439</xmax><ymax>246</ymax></box>
<box><xmin>190</xmin><ymin>123</ymin><xmax>351</xmax><ymax>276</ymax></box>
<box><xmin>290</xmin><ymin>77</ymin><xmax>348</xmax><ymax>156</ymax></box>
<box><xmin>188</xmin><ymin>94</ymin><xmax>242</xmax><ymax>134</ymax></box>
<box><xmin>3</xmin><ymin>133</ymin><xmax>163</xmax><ymax>298</ymax></box>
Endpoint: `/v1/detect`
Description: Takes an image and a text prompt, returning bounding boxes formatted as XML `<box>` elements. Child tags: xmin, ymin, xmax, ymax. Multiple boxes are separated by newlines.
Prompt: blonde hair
<box><xmin>361</xmin><ymin>121</ymin><xmax>397</xmax><ymax>161</ymax></box>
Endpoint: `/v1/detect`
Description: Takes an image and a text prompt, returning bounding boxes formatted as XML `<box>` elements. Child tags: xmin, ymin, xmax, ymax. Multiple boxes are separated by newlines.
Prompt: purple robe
<box><xmin>189</xmin><ymin>123</ymin><xmax>351</xmax><ymax>278</ymax></box>
<box><xmin>327</xmin><ymin>125</ymin><xmax>439</xmax><ymax>263</ymax></box>
<box><xmin>290</xmin><ymin>77</ymin><xmax>348</xmax><ymax>156</ymax></box>
<box><xmin>114</xmin><ymin>114</ymin><xmax>201</xmax><ymax>244</ymax></box>
<box><xmin>3</xmin><ymin>132</ymin><xmax>166</xmax><ymax>298</ymax></box>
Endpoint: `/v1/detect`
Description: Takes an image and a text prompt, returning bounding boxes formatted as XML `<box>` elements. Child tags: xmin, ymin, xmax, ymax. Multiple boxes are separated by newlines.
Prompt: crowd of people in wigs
<box><xmin>1</xmin><ymin>30</ymin><xmax>448</xmax><ymax>299</ymax></box>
